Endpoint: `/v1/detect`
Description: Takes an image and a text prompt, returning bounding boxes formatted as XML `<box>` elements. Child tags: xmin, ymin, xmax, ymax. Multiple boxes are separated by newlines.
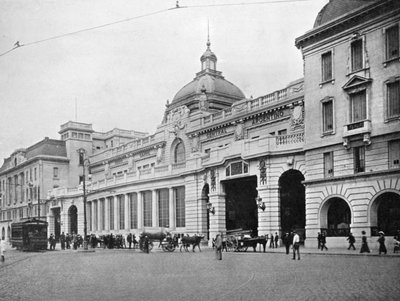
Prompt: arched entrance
<box><xmin>68</xmin><ymin>205</ymin><xmax>78</xmax><ymax>234</ymax></box>
<box><xmin>371</xmin><ymin>192</ymin><xmax>400</xmax><ymax>236</ymax></box>
<box><xmin>320</xmin><ymin>197</ymin><xmax>351</xmax><ymax>236</ymax></box>
<box><xmin>53</xmin><ymin>208</ymin><xmax>61</xmax><ymax>240</ymax></box>
<box><xmin>279</xmin><ymin>170</ymin><xmax>305</xmax><ymax>238</ymax></box>
<box><xmin>224</xmin><ymin>176</ymin><xmax>258</xmax><ymax>236</ymax></box>
<box><xmin>202</xmin><ymin>184</ymin><xmax>210</xmax><ymax>240</ymax></box>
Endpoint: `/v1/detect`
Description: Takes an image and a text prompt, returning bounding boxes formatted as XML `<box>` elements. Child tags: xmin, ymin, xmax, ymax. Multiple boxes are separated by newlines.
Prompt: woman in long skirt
<box><xmin>377</xmin><ymin>231</ymin><xmax>387</xmax><ymax>255</ymax></box>
<box><xmin>360</xmin><ymin>230</ymin><xmax>370</xmax><ymax>253</ymax></box>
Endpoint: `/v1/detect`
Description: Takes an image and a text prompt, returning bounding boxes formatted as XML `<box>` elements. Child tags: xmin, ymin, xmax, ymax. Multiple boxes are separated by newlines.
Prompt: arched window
<box><xmin>174</xmin><ymin>140</ymin><xmax>185</xmax><ymax>163</ymax></box>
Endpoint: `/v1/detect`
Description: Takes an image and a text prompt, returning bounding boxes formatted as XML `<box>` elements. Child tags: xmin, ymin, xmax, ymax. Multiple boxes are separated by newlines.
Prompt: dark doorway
<box><xmin>327</xmin><ymin>198</ymin><xmax>351</xmax><ymax>236</ymax></box>
<box><xmin>377</xmin><ymin>192</ymin><xmax>400</xmax><ymax>236</ymax></box>
<box><xmin>279</xmin><ymin>170</ymin><xmax>305</xmax><ymax>238</ymax></box>
<box><xmin>53</xmin><ymin>208</ymin><xmax>61</xmax><ymax>240</ymax></box>
<box><xmin>69</xmin><ymin>205</ymin><xmax>78</xmax><ymax>234</ymax></box>
<box><xmin>224</xmin><ymin>176</ymin><xmax>258</xmax><ymax>236</ymax></box>
<box><xmin>202</xmin><ymin>184</ymin><xmax>210</xmax><ymax>240</ymax></box>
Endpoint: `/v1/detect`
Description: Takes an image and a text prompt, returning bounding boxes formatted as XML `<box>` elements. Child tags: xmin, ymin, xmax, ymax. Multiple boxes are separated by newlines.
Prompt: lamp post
<box><xmin>78</xmin><ymin>148</ymin><xmax>89</xmax><ymax>251</ymax></box>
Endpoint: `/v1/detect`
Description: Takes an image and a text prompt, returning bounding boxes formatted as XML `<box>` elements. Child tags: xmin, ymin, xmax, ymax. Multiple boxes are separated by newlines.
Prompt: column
<box><xmin>104</xmin><ymin>197</ymin><xmax>110</xmax><ymax>231</ymax></box>
<box><xmin>152</xmin><ymin>190</ymin><xmax>158</xmax><ymax>228</ymax></box>
<box><xmin>208</xmin><ymin>192</ymin><xmax>226</xmax><ymax>241</ymax></box>
<box><xmin>137</xmin><ymin>192</ymin><xmax>143</xmax><ymax>230</ymax></box>
<box><xmin>257</xmin><ymin>185</ymin><xmax>280</xmax><ymax>235</ymax></box>
<box><xmin>97</xmin><ymin>198</ymin><xmax>102</xmax><ymax>232</ymax></box>
<box><xmin>124</xmin><ymin>193</ymin><xmax>129</xmax><ymax>230</ymax></box>
<box><xmin>168</xmin><ymin>188</ymin><xmax>175</xmax><ymax>230</ymax></box>
<box><xmin>113</xmin><ymin>195</ymin><xmax>118</xmax><ymax>231</ymax></box>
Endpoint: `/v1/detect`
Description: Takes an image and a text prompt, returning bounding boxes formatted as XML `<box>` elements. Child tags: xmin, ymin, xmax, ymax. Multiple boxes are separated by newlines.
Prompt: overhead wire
<box><xmin>0</xmin><ymin>0</ymin><xmax>310</xmax><ymax>58</ymax></box>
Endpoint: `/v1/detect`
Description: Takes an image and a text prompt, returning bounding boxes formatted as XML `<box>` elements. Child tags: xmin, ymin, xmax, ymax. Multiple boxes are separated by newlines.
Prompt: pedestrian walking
<box><xmin>292</xmin><ymin>230</ymin><xmax>300</xmax><ymax>260</ymax></box>
<box><xmin>317</xmin><ymin>232</ymin><xmax>321</xmax><ymax>249</ymax></box>
<box><xmin>274</xmin><ymin>232</ymin><xmax>279</xmax><ymax>248</ymax></box>
<box><xmin>360</xmin><ymin>230</ymin><xmax>370</xmax><ymax>253</ymax></box>
<box><xmin>283</xmin><ymin>232</ymin><xmax>291</xmax><ymax>255</ymax></box>
<box><xmin>144</xmin><ymin>236</ymin><xmax>150</xmax><ymax>254</ymax></box>
<box><xmin>377</xmin><ymin>231</ymin><xmax>387</xmax><ymax>255</ymax></box>
<box><xmin>60</xmin><ymin>232</ymin><xmax>66</xmax><ymax>250</ymax></box>
<box><xmin>66</xmin><ymin>233</ymin><xmax>71</xmax><ymax>249</ymax></box>
<box><xmin>0</xmin><ymin>238</ymin><xmax>5</xmax><ymax>263</ymax></box>
<box><xmin>48</xmin><ymin>234</ymin><xmax>55</xmax><ymax>250</ymax></box>
<box><xmin>127</xmin><ymin>233</ymin><xmax>132</xmax><ymax>249</ymax></box>
<box><xmin>215</xmin><ymin>233</ymin><xmax>222</xmax><ymax>260</ymax></box>
<box><xmin>347</xmin><ymin>232</ymin><xmax>356</xmax><ymax>250</ymax></box>
<box><xmin>269</xmin><ymin>233</ymin><xmax>274</xmax><ymax>248</ymax></box>
<box><xmin>320</xmin><ymin>232</ymin><xmax>328</xmax><ymax>251</ymax></box>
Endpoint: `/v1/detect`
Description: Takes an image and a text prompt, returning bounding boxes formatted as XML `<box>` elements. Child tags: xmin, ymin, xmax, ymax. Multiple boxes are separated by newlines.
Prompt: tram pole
<box><xmin>78</xmin><ymin>148</ymin><xmax>89</xmax><ymax>251</ymax></box>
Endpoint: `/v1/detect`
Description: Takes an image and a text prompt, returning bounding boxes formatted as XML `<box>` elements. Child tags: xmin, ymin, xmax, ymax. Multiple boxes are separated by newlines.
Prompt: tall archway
<box><xmin>371</xmin><ymin>192</ymin><xmax>400</xmax><ymax>236</ymax></box>
<box><xmin>320</xmin><ymin>197</ymin><xmax>351</xmax><ymax>236</ymax></box>
<box><xmin>224</xmin><ymin>176</ymin><xmax>258</xmax><ymax>236</ymax></box>
<box><xmin>279</xmin><ymin>170</ymin><xmax>305</xmax><ymax>238</ymax></box>
<box><xmin>68</xmin><ymin>205</ymin><xmax>78</xmax><ymax>234</ymax></box>
<box><xmin>202</xmin><ymin>183</ymin><xmax>210</xmax><ymax>240</ymax></box>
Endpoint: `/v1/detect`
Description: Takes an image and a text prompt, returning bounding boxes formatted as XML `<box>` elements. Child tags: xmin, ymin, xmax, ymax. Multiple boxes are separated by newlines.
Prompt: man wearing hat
<box><xmin>377</xmin><ymin>231</ymin><xmax>387</xmax><ymax>255</ymax></box>
<box><xmin>292</xmin><ymin>230</ymin><xmax>300</xmax><ymax>260</ymax></box>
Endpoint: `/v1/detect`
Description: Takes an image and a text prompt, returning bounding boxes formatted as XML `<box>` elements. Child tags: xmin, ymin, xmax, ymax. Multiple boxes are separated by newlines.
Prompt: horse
<box><xmin>180</xmin><ymin>235</ymin><xmax>204</xmax><ymax>252</ymax></box>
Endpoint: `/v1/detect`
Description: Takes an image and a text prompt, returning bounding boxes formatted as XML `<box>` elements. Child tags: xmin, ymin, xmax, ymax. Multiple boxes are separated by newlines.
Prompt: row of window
<box><xmin>61</xmin><ymin>132</ymin><xmax>91</xmax><ymax>141</ymax></box>
<box><xmin>87</xmin><ymin>187</ymin><xmax>185</xmax><ymax>232</ymax></box>
<box><xmin>321</xmin><ymin>79</ymin><xmax>400</xmax><ymax>134</ymax></box>
<box><xmin>321</xmin><ymin>24</ymin><xmax>399</xmax><ymax>83</ymax></box>
<box><xmin>323</xmin><ymin>140</ymin><xmax>400</xmax><ymax>178</ymax></box>
<box><xmin>0</xmin><ymin>205</ymin><xmax>40</xmax><ymax>222</ymax></box>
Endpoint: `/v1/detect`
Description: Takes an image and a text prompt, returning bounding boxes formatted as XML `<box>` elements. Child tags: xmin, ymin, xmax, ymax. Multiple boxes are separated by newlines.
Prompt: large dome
<box><xmin>167</xmin><ymin>39</ymin><xmax>245</xmax><ymax>114</ymax></box>
<box><xmin>172</xmin><ymin>73</ymin><xmax>245</xmax><ymax>104</ymax></box>
<box><xmin>314</xmin><ymin>0</ymin><xmax>378</xmax><ymax>28</ymax></box>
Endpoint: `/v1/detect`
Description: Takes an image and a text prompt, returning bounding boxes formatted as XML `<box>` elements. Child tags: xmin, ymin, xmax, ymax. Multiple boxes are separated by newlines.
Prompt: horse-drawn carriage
<box><xmin>138</xmin><ymin>231</ymin><xmax>178</xmax><ymax>252</ymax></box>
<box><xmin>225</xmin><ymin>229</ymin><xmax>267</xmax><ymax>252</ymax></box>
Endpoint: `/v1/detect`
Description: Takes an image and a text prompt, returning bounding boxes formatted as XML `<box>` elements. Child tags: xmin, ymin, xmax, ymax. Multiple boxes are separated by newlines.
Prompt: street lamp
<box><xmin>77</xmin><ymin>148</ymin><xmax>89</xmax><ymax>251</ymax></box>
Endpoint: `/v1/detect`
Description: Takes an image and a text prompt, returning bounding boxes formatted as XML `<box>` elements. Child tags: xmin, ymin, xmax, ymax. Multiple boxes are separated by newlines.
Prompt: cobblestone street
<box><xmin>1</xmin><ymin>247</ymin><xmax>400</xmax><ymax>301</ymax></box>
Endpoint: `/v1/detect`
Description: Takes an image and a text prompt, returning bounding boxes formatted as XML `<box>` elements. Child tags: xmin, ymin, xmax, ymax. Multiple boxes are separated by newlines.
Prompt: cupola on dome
<box><xmin>167</xmin><ymin>37</ymin><xmax>245</xmax><ymax>114</ymax></box>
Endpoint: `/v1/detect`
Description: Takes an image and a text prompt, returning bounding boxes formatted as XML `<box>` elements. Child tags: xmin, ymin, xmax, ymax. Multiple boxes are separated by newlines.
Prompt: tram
<box><xmin>11</xmin><ymin>219</ymin><xmax>48</xmax><ymax>251</ymax></box>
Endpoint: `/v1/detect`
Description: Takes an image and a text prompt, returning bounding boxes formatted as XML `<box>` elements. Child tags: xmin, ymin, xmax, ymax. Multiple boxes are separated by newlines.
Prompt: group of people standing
<box><xmin>49</xmin><ymin>232</ymin><xmax>83</xmax><ymax>251</ymax></box>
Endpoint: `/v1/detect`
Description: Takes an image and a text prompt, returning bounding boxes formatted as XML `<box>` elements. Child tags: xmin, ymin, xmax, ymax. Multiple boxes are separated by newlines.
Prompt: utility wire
<box><xmin>0</xmin><ymin>0</ymin><xmax>310</xmax><ymax>58</ymax></box>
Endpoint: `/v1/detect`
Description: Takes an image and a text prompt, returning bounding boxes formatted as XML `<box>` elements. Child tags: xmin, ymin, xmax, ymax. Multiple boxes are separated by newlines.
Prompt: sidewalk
<box><xmin>241</xmin><ymin>245</ymin><xmax>400</xmax><ymax>257</ymax></box>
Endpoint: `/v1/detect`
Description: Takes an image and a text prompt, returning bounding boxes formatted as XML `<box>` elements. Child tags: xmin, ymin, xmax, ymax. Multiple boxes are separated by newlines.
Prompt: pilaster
<box><xmin>257</xmin><ymin>185</ymin><xmax>280</xmax><ymax>235</ymax></box>
<box><xmin>124</xmin><ymin>194</ymin><xmax>130</xmax><ymax>230</ymax></box>
<box><xmin>137</xmin><ymin>192</ymin><xmax>143</xmax><ymax>230</ymax></box>
<box><xmin>152</xmin><ymin>190</ymin><xmax>158</xmax><ymax>228</ymax></box>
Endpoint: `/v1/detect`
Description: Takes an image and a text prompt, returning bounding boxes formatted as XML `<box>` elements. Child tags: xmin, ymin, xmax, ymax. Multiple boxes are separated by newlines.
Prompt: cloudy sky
<box><xmin>0</xmin><ymin>0</ymin><xmax>327</xmax><ymax>160</ymax></box>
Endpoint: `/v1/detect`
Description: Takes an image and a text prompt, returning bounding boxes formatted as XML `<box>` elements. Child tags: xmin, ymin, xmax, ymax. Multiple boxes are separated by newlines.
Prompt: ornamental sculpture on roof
<box><xmin>166</xmin><ymin>105</ymin><xmax>190</xmax><ymax>123</ymax></box>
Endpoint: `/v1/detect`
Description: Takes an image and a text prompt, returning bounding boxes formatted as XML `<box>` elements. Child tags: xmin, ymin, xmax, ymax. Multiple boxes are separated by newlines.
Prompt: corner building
<box><xmin>296</xmin><ymin>0</ymin><xmax>400</xmax><ymax>247</ymax></box>
<box><xmin>49</xmin><ymin>40</ymin><xmax>306</xmax><ymax>243</ymax></box>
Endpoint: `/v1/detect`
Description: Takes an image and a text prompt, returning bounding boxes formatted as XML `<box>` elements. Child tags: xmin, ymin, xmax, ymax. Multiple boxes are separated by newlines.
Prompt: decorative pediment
<box><xmin>342</xmin><ymin>75</ymin><xmax>372</xmax><ymax>91</ymax></box>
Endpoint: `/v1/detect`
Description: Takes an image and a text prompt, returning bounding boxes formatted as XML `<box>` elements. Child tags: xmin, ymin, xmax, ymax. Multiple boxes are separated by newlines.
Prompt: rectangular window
<box><xmin>109</xmin><ymin>197</ymin><xmax>114</xmax><ymax>230</ymax></box>
<box><xmin>322</xmin><ymin>99</ymin><xmax>334</xmax><ymax>133</ymax></box>
<box><xmin>130</xmin><ymin>193</ymin><xmax>138</xmax><ymax>229</ymax></box>
<box><xmin>53</xmin><ymin>167</ymin><xmax>59</xmax><ymax>178</ymax></box>
<box><xmin>175</xmin><ymin>187</ymin><xmax>185</xmax><ymax>228</ymax></box>
<box><xmin>387</xmin><ymin>80</ymin><xmax>400</xmax><ymax>118</ymax></box>
<box><xmin>351</xmin><ymin>39</ymin><xmax>363</xmax><ymax>71</ymax></box>
<box><xmin>79</xmin><ymin>152</ymin><xmax>84</xmax><ymax>165</ymax></box>
<box><xmin>389</xmin><ymin>140</ymin><xmax>400</xmax><ymax>169</ymax></box>
<box><xmin>278</xmin><ymin>129</ymin><xmax>287</xmax><ymax>136</ymax></box>
<box><xmin>321</xmin><ymin>51</ymin><xmax>333</xmax><ymax>82</ymax></box>
<box><xmin>386</xmin><ymin>24</ymin><xmax>399</xmax><ymax>61</ymax></box>
<box><xmin>158</xmin><ymin>189</ymin><xmax>169</xmax><ymax>228</ymax></box>
<box><xmin>34</xmin><ymin>168</ymin><xmax>37</xmax><ymax>181</ymax></box>
<box><xmin>143</xmin><ymin>191</ymin><xmax>152</xmax><ymax>227</ymax></box>
<box><xmin>354</xmin><ymin>146</ymin><xmax>365</xmax><ymax>173</ymax></box>
<box><xmin>78</xmin><ymin>133</ymin><xmax>84</xmax><ymax>139</ymax></box>
<box><xmin>119</xmin><ymin>195</ymin><xmax>125</xmax><ymax>230</ymax></box>
<box><xmin>350</xmin><ymin>90</ymin><xmax>366</xmax><ymax>122</ymax></box>
<box><xmin>324</xmin><ymin>152</ymin><xmax>334</xmax><ymax>178</ymax></box>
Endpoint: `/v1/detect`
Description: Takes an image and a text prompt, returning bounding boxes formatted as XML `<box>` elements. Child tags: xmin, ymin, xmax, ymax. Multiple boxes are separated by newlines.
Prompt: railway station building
<box><xmin>1</xmin><ymin>0</ymin><xmax>399</xmax><ymax>249</ymax></box>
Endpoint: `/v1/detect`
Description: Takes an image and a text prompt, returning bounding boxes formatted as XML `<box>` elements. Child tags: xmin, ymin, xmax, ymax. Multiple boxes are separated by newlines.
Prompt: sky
<box><xmin>0</xmin><ymin>0</ymin><xmax>328</xmax><ymax>160</ymax></box>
